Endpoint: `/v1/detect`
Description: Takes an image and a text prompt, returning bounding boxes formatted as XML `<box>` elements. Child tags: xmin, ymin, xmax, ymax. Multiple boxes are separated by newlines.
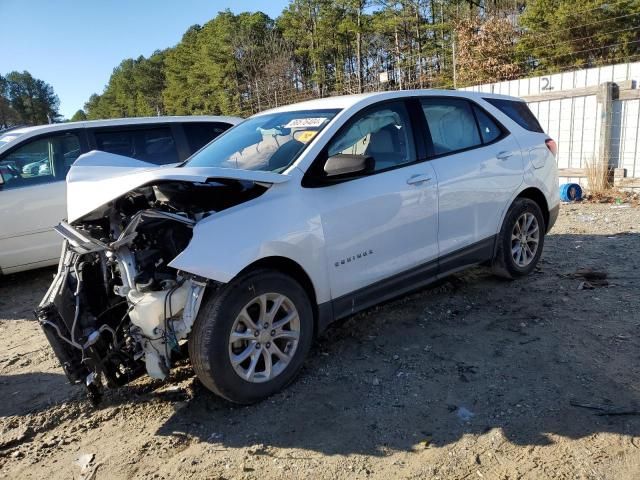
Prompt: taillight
<box><xmin>545</xmin><ymin>138</ymin><xmax>557</xmax><ymax>156</ymax></box>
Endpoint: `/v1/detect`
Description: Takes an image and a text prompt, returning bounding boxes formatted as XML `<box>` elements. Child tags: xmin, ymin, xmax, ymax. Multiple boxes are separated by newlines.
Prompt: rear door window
<box><xmin>484</xmin><ymin>98</ymin><xmax>544</xmax><ymax>133</ymax></box>
<box><xmin>94</xmin><ymin>127</ymin><xmax>179</xmax><ymax>165</ymax></box>
<box><xmin>420</xmin><ymin>98</ymin><xmax>482</xmax><ymax>155</ymax></box>
<box><xmin>183</xmin><ymin>122</ymin><xmax>229</xmax><ymax>153</ymax></box>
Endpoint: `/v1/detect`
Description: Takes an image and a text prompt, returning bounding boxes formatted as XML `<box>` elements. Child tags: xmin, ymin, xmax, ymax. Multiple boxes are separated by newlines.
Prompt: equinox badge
<box><xmin>335</xmin><ymin>249</ymin><xmax>373</xmax><ymax>267</ymax></box>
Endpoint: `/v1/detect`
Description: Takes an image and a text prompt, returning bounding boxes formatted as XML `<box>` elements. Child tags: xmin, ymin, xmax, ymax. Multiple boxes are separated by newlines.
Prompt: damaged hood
<box><xmin>66</xmin><ymin>150</ymin><xmax>290</xmax><ymax>222</ymax></box>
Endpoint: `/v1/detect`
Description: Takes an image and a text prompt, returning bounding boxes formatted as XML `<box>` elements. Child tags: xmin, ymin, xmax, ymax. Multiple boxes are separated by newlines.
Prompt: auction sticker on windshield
<box><xmin>285</xmin><ymin>118</ymin><xmax>329</xmax><ymax>129</ymax></box>
<box><xmin>295</xmin><ymin>130</ymin><xmax>318</xmax><ymax>143</ymax></box>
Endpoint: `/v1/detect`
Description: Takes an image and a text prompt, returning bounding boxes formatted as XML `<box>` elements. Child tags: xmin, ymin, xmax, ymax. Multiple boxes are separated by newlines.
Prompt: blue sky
<box><xmin>0</xmin><ymin>0</ymin><xmax>289</xmax><ymax>119</ymax></box>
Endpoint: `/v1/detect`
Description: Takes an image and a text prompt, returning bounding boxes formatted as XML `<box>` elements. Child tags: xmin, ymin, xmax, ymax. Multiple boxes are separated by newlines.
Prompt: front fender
<box><xmin>168</xmin><ymin>180</ymin><xmax>331</xmax><ymax>304</ymax></box>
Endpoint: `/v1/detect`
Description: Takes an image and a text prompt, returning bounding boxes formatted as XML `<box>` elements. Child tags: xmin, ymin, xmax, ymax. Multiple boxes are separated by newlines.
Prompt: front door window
<box><xmin>327</xmin><ymin>102</ymin><xmax>416</xmax><ymax>173</ymax></box>
<box><xmin>0</xmin><ymin>133</ymin><xmax>81</xmax><ymax>189</ymax></box>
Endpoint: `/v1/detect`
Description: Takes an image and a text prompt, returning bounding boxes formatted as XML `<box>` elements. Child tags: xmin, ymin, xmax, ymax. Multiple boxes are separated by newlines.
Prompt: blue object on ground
<box><xmin>560</xmin><ymin>183</ymin><xmax>583</xmax><ymax>202</ymax></box>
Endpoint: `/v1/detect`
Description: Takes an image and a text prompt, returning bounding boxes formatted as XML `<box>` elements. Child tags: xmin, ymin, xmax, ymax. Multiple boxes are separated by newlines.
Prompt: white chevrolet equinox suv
<box><xmin>38</xmin><ymin>90</ymin><xmax>560</xmax><ymax>404</ymax></box>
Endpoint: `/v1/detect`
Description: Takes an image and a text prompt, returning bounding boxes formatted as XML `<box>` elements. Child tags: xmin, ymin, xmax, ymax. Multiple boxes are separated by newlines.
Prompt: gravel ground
<box><xmin>1</xmin><ymin>202</ymin><xmax>639</xmax><ymax>480</ymax></box>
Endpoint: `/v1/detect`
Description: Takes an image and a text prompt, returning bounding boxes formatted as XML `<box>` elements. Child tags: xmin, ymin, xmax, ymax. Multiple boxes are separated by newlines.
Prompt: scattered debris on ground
<box><xmin>582</xmin><ymin>189</ymin><xmax>640</xmax><ymax>207</ymax></box>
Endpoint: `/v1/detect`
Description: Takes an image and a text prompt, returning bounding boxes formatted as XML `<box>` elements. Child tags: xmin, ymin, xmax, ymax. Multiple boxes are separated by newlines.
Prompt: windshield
<box><xmin>185</xmin><ymin>109</ymin><xmax>339</xmax><ymax>172</ymax></box>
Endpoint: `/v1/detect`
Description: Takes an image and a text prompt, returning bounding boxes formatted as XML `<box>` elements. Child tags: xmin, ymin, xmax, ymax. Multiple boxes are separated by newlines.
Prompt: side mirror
<box><xmin>0</xmin><ymin>171</ymin><xmax>4</xmax><ymax>186</ymax></box>
<box><xmin>324</xmin><ymin>153</ymin><xmax>374</xmax><ymax>177</ymax></box>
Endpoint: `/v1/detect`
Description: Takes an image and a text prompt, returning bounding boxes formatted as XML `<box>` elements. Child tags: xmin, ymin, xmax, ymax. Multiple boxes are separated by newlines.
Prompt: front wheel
<box><xmin>492</xmin><ymin>198</ymin><xmax>546</xmax><ymax>279</ymax></box>
<box><xmin>189</xmin><ymin>269</ymin><xmax>313</xmax><ymax>404</ymax></box>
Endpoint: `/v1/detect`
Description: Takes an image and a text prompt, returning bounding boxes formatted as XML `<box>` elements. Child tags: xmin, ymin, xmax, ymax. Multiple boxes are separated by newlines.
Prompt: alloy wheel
<box><xmin>228</xmin><ymin>293</ymin><xmax>300</xmax><ymax>383</ymax></box>
<box><xmin>511</xmin><ymin>212</ymin><xmax>540</xmax><ymax>267</ymax></box>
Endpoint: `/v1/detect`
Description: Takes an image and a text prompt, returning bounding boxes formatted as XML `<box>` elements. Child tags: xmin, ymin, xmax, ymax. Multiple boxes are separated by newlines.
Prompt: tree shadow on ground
<box><xmin>153</xmin><ymin>232</ymin><xmax>640</xmax><ymax>455</ymax></box>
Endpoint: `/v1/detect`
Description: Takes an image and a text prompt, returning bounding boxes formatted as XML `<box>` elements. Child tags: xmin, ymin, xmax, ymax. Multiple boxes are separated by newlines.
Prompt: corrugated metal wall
<box><xmin>462</xmin><ymin>62</ymin><xmax>640</xmax><ymax>182</ymax></box>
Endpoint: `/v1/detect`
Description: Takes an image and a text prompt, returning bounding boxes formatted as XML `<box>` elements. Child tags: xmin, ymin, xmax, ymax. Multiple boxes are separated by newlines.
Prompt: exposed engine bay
<box><xmin>36</xmin><ymin>179</ymin><xmax>267</xmax><ymax>402</ymax></box>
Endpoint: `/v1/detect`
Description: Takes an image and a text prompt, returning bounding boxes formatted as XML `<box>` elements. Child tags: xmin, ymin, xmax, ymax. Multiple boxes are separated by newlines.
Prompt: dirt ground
<box><xmin>1</xmin><ymin>202</ymin><xmax>640</xmax><ymax>480</ymax></box>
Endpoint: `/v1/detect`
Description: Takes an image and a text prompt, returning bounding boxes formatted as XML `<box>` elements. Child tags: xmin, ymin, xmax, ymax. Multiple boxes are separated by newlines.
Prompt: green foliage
<box><xmin>85</xmin><ymin>51</ymin><xmax>166</xmax><ymax>119</ymax></box>
<box><xmin>0</xmin><ymin>71</ymin><xmax>60</xmax><ymax>127</ymax></box>
<box><xmin>0</xmin><ymin>75</ymin><xmax>19</xmax><ymax>129</ymax></box>
<box><xmin>81</xmin><ymin>0</ymin><xmax>640</xmax><ymax>119</ymax></box>
<box><xmin>518</xmin><ymin>0</ymin><xmax>640</xmax><ymax>72</ymax></box>
<box><xmin>163</xmin><ymin>25</ymin><xmax>204</xmax><ymax>115</ymax></box>
<box><xmin>70</xmin><ymin>109</ymin><xmax>88</xmax><ymax>122</ymax></box>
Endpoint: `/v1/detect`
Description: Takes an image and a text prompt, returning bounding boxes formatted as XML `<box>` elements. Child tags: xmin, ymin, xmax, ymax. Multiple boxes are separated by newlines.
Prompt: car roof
<box><xmin>4</xmin><ymin>115</ymin><xmax>243</xmax><ymax>138</ymax></box>
<box><xmin>257</xmin><ymin>89</ymin><xmax>523</xmax><ymax>115</ymax></box>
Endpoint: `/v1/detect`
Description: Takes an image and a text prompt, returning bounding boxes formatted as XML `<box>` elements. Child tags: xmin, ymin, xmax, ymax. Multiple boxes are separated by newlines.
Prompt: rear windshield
<box><xmin>484</xmin><ymin>98</ymin><xmax>544</xmax><ymax>133</ymax></box>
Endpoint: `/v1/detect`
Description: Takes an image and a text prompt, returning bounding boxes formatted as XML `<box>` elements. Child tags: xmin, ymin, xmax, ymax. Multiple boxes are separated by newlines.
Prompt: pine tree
<box><xmin>70</xmin><ymin>109</ymin><xmax>87</xmax><ymax>122</ymax></box>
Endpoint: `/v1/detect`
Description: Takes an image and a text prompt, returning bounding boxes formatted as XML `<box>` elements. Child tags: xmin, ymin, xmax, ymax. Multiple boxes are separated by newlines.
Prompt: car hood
<box><xmin>66</xmin><ymin>150</ymin><xmax>290</xmax><ymax>222</ymax></box>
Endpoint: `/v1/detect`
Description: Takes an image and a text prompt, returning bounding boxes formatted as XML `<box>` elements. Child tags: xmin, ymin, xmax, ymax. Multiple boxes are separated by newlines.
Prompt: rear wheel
<box><xmin>492</xmin><ymin>198</ymin><xmax>545</xmax><ymax>279</ymax></box>
<box><xmin>189</xmin><ymin>269</ymin><xmax>313</xmax><ymax>404</ymax></box>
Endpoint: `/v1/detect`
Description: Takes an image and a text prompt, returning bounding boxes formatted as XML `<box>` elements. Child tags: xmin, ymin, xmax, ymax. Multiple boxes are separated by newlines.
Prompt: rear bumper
<box><xmin>547</xmin><ymin>204</ymin><xmax>560</xmax><ymax>232</ymax></box>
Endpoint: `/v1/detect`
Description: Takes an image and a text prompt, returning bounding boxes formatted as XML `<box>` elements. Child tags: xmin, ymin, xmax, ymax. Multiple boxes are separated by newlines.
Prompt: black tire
<box><xmin>189</xmin><ymin>269</ymin><xmax>313</xmax><ymax>404</ymax></box>
<box><xmin>492</xmin><ymin>198</ymin><xmax>546</xmax><ymax>279</ymax></box>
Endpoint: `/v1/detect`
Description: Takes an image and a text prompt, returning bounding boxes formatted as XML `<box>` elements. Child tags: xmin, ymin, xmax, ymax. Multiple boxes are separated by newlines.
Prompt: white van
<box><xmin>0</xmin><ymin>116</ymin><xmax>241</xmax><ymax>274</ymax></box>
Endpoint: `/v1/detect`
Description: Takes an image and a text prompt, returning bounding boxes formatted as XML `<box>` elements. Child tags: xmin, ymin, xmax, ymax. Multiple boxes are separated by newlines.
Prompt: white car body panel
<box><xmin>520</xmin><ymin>140</ymin><xmax>561</xmax><ymax>210</ymax></box>
<box><xmin>310</xmin><ymin>162</ymin><xmax>438</xmax><ymax>299</ymax></box>
<box><xmin>0</xmin><ymin>180</ymin><xmax>65</xmax><ymax>274</ymax></box>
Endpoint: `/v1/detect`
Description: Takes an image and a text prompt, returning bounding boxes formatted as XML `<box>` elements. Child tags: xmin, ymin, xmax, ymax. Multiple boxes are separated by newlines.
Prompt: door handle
<box><xmin>406</xmin><ymin>173</ymin><xmax>432</xmax><ymax>185</ymax></box>
<box><xmin>496</xmin><ymin>150</ymin><xmax>513</xmax><ymax>160</ymax></box>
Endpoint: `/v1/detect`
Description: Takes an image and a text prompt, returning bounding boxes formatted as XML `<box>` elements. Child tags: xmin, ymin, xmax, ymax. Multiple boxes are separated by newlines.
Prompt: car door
<box><xmin>302</xmin><ymin>100</ymin><xmax>439</xmax><ymax>315</ymax></box>
<box><xmin>417</xmin><ymin>97</ymin><xmax>523</xmax><ymax>263</ymax></box>
<box><xmin>0</xmin><ymin>131</ymin><xmax>83</xmax><ymax>273</ymax></box>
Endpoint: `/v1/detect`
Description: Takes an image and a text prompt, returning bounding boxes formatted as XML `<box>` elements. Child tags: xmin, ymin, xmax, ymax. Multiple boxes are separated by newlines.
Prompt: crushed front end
<box><xmin>36</xmin><ymin>177</ymin><xmax>266</xmax><ymax>402</ymax></box>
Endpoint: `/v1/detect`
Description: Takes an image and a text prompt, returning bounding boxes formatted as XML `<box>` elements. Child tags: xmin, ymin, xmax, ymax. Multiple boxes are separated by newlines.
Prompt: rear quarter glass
<box><xmin>484</xmin><ymin>98</ymin><xmax>544</xmax><ymax>133</ymax></box>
